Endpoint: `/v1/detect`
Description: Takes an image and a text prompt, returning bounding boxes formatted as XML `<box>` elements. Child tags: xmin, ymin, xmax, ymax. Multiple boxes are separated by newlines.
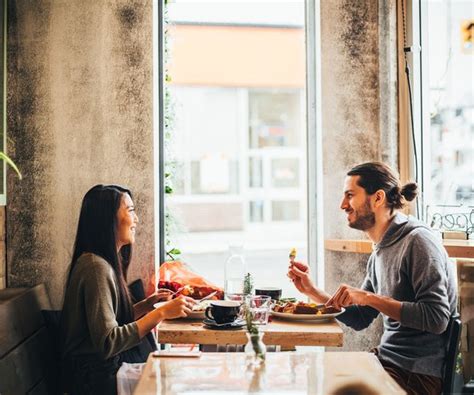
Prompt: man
<box><xmin>288</xmin><ymin>162</ymin><xmax>457</xmax><ymax>395</ymax></box>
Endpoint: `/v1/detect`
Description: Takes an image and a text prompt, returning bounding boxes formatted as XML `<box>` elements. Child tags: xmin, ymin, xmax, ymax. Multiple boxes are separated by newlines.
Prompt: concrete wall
<box><xmin>6</xmin><ymin>0</ymin><xmax>155</xmax><ymax>307</ymax></box>
<box><xmin>320</xmin><ymin>0</ymin><xmax>398</xmax><ymax>350</ymax></box>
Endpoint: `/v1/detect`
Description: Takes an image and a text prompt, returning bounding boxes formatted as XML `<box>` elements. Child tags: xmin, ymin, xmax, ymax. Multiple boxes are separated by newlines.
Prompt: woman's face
<box><xmin>116</xmin><ymin>193</ymin><xmax>139</xmax><ymax>250</ymax></box>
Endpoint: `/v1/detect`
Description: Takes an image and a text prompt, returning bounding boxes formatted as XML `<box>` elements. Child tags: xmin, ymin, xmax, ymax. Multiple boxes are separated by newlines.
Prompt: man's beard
<box><xmin>348</xmin><ymin>199</ymin><xmax>376</xmax><ymax>231</ymax></box>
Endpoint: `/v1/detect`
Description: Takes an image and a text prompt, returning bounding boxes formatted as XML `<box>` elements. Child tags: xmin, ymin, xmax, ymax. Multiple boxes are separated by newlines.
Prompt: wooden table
<box><xmin>325</xmin><ymin>238</ymin><xmax>474</xmax><ymax>258</ymax></box>
<box><xmin>157</xmin><ymin>318</ymin><xmax>343</xmax><ymax>348</ymax></box>
<box><xmin>134</xmin><ymin>351</ymin><xmax>406</xmax><ymax>394</ymax></box>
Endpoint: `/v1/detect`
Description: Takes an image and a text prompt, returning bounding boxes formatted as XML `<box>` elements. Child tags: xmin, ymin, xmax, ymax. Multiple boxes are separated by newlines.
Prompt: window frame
<box><xmin>404</xmin><ymin>0</ymin><xmax>474</xmax><ymax>221</ymax></box>
<box><xmin>0</xmin><ymin>0</ymin><xmax>7</xmax><ymax>206</ymax></box>
<box><xmin>398</xmin><ymin>0</ymin><xmax>425</xmax><ymax>219</ymax></box>
<box><xmin>156</xmin><ymin>0</ymin><xmax>324</xmax><ymax>290</ymax></box>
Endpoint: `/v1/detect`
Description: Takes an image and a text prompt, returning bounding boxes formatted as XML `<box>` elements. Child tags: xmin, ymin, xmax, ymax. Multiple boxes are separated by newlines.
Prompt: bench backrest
<box><xmin>0</xmin><ymin>284</ymin><xmax>57</xmax><ymax>394</ymax></box>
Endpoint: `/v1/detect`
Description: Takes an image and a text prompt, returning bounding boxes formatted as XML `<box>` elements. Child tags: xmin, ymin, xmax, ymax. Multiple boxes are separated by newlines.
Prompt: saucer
<box><xmin>202</xmin><ymin>318</ymin><xmax>245</xmax><ymax>330</ymax></box>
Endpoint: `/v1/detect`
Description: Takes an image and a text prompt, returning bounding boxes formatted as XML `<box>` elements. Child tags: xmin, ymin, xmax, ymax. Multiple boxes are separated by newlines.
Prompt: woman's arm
<box><xmin>133</xmin><ymin>290</ymin><xmax>173</xmax><ymax>319</ymax></box>
<box><xmin>135</xmin><ymin>296</ymin><xmax>195</xmax><ymax>338</ymax></box>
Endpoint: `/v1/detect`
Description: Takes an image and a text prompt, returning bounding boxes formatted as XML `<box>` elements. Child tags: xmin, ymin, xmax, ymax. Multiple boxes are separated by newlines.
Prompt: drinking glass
<box><xmin>246</xmin><ymin>295</ymin><xmax>272</xmax><ymax>326</ymax></box>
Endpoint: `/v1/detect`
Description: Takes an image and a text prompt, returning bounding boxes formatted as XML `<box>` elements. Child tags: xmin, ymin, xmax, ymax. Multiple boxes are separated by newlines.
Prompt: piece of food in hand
<box><xmin>289</xmin><ymin>247</ymin><xmax>297</xmax><ymax>261</ymax></box>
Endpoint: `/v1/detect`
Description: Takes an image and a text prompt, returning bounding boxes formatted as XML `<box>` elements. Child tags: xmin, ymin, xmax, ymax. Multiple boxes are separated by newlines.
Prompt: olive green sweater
<box><xmin>60</xmin><ymin>253</ymin><xmax>140</xmax><ymax>360</ymax></box>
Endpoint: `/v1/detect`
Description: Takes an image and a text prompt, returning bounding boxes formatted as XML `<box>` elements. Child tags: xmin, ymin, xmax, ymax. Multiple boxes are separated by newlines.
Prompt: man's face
<box><xmin>340</xmin><ymin>176</ymin><xmax>376</xmax><ymax>231</ymax></box>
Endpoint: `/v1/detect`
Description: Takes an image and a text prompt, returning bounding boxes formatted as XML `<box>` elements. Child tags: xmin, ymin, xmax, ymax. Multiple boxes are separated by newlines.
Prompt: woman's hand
<box><xmin>145</xmin><ymin>289</ymin><xmax>173</xmax><ymax>309</ymax></box>
<box><xmin>287</xmin><ymin>261</ymin><xmax>315</xmax><ymax>295</ymax></box>
<box><xmin>158</xmin><ymin>296</ymin><xmax>196</xmax><ymax>320</ymax></box>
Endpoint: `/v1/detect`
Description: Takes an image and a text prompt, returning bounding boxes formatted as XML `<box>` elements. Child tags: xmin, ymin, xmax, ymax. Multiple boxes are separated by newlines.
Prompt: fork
<box><xmin>196</xmin><ymin>291</ymin><xmax>217</xmax><ymax>304</ymax></box>
<box><xmin>161</xmin><ymin>286</ymin><xmax>185</xmax><ymax>298</ymax></box>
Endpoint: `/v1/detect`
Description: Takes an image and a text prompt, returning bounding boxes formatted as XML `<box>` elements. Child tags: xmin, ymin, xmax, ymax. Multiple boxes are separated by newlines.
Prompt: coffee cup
<box><xmin>255</xmin><ymin>287</ymin><xmax>282</xmax><ymax>301</ymax></box>
<box><xmin>205</xmin><ymin>300</ymin><xmax>241</xmax><ymax>324</ymax></box>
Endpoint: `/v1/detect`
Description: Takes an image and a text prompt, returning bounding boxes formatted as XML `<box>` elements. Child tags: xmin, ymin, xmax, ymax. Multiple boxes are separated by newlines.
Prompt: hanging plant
<box><xmin>163</xmin><ymin>1</ymin><xmax>182</xmax><ymax>261</ymax></box>
<box><xmin>0</xmin><ymin>152</ymin><xmax>22</xmax><ymax>179</ymax></box>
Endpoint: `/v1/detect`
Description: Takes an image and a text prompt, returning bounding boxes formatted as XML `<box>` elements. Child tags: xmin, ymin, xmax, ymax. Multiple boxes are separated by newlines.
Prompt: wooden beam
<box><xmin>325</xmin><ymin>239</ymin><xmax>474</xmax><ymax>259</ymax></box>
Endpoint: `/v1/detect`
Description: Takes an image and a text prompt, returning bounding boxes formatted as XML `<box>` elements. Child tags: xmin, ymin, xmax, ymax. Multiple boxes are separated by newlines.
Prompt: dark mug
<box><xmin>205</xmin><ymin>300</ymin><xmax>241</xmax><ymax>324</ymax></box>
<box><xmin>255</xmin><ymin>287</ymin><xmax>282</xmax><ymax>301</ymax></box>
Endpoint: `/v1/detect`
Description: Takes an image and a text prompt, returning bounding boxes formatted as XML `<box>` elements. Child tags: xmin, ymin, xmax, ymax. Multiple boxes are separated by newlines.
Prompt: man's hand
<box><xmin>326</xmin><ymin>284</ymin><xmax>372</xmax><ymax>309</ymax></box>
<box><xmin>287</xmin><ymin>261</ymin><xmax>315</xmax><ymax>295</ymax></box>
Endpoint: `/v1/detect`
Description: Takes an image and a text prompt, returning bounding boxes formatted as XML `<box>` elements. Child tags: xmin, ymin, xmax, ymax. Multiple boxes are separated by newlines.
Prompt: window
<box><xmin>404</xmin><ymin>0</ymin><xmax>473</xmax><ymax>232</ymax></box>
<box><xmin>161</xmin><ymin>1</ymin><xmax>313</xmax><ymax>298</ymax></box>
<box><xmin>417</xmin><ymin>1</ymin><xmax>473</xmax><ymax>212</ymax></box>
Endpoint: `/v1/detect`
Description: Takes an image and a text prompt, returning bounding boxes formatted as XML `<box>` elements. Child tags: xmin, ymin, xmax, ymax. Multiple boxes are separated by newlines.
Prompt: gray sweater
<box><xmin>60</xmin><ymin>253</ymin><xmax>140</xmax><ymax>360</ymax></box>
<box><xmin>337</xmin><ymin>213</ymin><xmax>457</xmax><ymax>378</ymax></box>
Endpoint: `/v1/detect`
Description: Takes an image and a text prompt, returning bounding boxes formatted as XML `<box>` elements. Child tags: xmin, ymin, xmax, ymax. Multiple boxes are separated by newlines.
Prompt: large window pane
<box><xmin>271</xmin><ymin>158</ymin><xmax>299</xmax><ymax>188</ymax></box>
<box><xmin>165</xmin><ymin>1</ymin><xmax>307</xmax><ymax>299</ymax></box>
<box><xmin>249</xmin><ymin>91</ymin><xmax>302</xmax><ymax>149</ymax></box>
<box><xmin>423</xmin><ymin>1</ymin><xmax>474</xmax><ymax>207</ymax></box>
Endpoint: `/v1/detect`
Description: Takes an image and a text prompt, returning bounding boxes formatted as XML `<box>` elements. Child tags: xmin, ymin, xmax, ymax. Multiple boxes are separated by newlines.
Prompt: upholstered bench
<box><xmin>0</xmin><ymin>284</ymin><xmax>59</xmax><ymax>394</ymax></box>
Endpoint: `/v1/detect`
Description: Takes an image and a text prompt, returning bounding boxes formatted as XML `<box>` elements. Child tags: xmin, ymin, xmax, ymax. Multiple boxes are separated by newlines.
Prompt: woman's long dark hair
<box><xmin>67</xmin><ymin>184</ymin><xmax>134</xmax><ymax>324</ymax></box>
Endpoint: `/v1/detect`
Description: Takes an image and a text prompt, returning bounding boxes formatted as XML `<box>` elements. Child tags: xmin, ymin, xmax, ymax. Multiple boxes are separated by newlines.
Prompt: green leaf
<box><xmin>168</xmin><ymin>248</ymin><xmax>181</xmax><ymax>255</ymax></box>
<box><xmin>0</xmin><ymin>152</ymin><xmax>22</xmax><ymax>179</ymax></box>
<box><xmin>244</xmin><ymin>273</ymin><xmax>253</xmax><ymax>296</ymax></box>
<box><xmin>165</xmin><ymin>185</ymin><xmax>173</xmax><ymax>194</ymax></box>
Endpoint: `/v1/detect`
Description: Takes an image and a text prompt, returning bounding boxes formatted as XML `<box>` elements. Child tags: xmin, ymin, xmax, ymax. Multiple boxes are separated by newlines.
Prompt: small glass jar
<box><xmin>244</xmin><ymin>331</ymin><xmax>266</xmax><ymax>366</ymax></box>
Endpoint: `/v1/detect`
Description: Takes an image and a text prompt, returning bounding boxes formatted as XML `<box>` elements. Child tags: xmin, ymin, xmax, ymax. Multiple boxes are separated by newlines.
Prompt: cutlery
<box><xmin>168</xmin><ymin>286</ymin><xmax>185</xmax><ymax>297</ymax></box>
<box><xmin>196</xmin><ymin>291</ymin><xmax>217</xmax><ymax>304</ymax></box>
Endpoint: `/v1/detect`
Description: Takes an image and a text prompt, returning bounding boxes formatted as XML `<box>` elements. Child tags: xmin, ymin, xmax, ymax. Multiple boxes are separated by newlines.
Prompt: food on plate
<box><xmin>158</xmin><ymin>280</ymin><xmax>224</xmax><ymax>300</ymax></box>
<box><xmin>273</xmin><ymin>301</ymin><xmax>340</xmax><ymax>315</ymax></box>
<box><xmin>279</xmin><ymin>297</ymin><xmax>297</xmax><ymax>304</ymax></box>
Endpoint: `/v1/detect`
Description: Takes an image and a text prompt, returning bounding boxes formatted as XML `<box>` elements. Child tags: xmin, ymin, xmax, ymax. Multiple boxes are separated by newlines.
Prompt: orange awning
<box><xmin>167</xmin><ymin>24</ymin><xmax>305</xmax><ymax>88</ymax></box>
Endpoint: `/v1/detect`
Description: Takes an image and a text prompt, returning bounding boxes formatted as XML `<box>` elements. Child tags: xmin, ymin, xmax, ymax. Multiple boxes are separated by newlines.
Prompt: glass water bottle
<box><xmin>224</xmin><ymin>245</ymin><xmax>247</xmax><ymax>301</ymax></box>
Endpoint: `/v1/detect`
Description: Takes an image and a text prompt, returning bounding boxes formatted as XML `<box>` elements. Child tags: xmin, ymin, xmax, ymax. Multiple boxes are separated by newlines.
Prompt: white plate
<box><xmin>271</xmin><ymin>307</ymin><xmax>345</xmax><ymax>322</ymax></box>
<box><xmin>183</xmin><ymin>310</ymin><xmax>206</xmax><ymax>320</ymax></box>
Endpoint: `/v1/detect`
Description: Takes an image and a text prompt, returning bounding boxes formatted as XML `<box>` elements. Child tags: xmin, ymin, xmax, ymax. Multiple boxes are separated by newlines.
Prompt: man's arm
<box><xmin>288</xmin><ymin>260</ymin><xmax>382</xmax><ymax>330</ymax></box>
<box><xmin>398</xmin><ymin>231</ymin><xmax>452</xmax><ymax>334</ymax></box>
<box><xmin>327</xmin><ymin>284</ymin><xmax>401</xmax><ymax>321</ymax></box>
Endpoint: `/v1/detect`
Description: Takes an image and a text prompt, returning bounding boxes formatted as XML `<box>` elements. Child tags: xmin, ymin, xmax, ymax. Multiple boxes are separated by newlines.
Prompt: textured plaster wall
<box><xmin>320</xmin><ymin>0</ymin><xmax>398</xmax><ymax>350</ymax></box>
<box><xmin>6</xmin><ymin>0</ymin><xmax>155</xmax><ymax>307</ymax></box>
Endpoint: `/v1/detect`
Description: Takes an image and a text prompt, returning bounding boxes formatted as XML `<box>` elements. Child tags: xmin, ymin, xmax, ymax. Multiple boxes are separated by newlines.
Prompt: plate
<box><xmin>271</xmin><ymin>307</ymin><xmax>345</xmax><ymax>322</ymax></box>
<box><xmin>184</xmin><ymin>310</ymin><xmax>206</xmax><ymax>320</ymax></box>
<box><xmin>203</xmin><ymin>318</ymin><xmax>246</xmax><ymax>330</ymax></box>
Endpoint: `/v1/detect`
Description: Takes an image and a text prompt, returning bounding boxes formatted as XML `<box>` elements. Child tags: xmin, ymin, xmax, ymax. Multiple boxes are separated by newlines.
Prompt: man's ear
<box><xmin>373</xmin><ymin>189</ymin><xmax>386</xmax><ymax>208</ymax></box>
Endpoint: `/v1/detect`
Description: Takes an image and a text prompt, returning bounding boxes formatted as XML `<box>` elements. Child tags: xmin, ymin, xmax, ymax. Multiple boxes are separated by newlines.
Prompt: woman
<box><xmin>60</xmin><ymin>184</ymin><xmax>194</xmax><ymax>394</ymax></box>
